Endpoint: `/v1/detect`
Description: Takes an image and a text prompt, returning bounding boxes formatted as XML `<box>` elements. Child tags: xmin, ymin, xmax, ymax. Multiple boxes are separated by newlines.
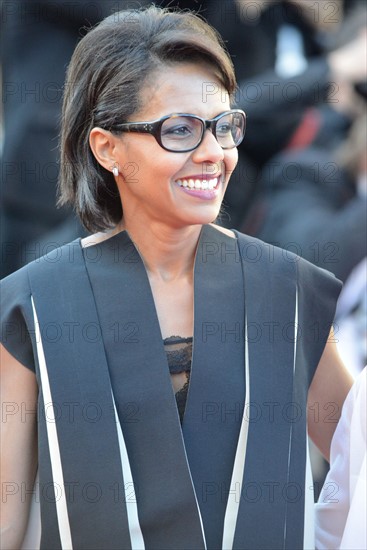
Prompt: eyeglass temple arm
<box><xmin>111</xmin><ymin>122</ymin><xmax>156</xmax><ymax>133</ymax></box>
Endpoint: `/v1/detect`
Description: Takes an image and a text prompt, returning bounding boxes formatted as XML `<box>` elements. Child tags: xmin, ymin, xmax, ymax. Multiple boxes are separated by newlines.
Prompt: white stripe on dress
<box><xmin>303</xmin><ymin>437</ymin><xmax>316</xmax><ymax>549</ymax></box>
<box><xmin>184</xmin><ymin>314</ymin><xmax>208</xmax><ymax>549</ymax></box>
<box><xmin>180</xmin><ymin>437</ymin><xmax>208</xmax><ymax>549</ymax></box>
<box><xmin>31</xmin><ymin>297</ymin><xmax>73</xmax><ymax>549</ymax></box>
<box><xmin>222</xmin><ymin>314</ymin><xmax>250</xmax><ymax>550</ymax></box>
<box><xmin>283</xmin><ymin>287</ymin><xmax>299</xmax><ymax>548</ymax></box>
<box><xmin>111</xmin><ymin>392</ymin><xmax>146</xmax><ymax>549</ymax></box>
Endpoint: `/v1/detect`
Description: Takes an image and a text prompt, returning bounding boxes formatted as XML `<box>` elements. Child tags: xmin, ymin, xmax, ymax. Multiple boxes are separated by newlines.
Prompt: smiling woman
<box><xmin>0</xmin><ymin>5</ymin><xmax>353</xmax><ymax>550</ymax></box>
<box><xmin>59</xmin><ymin>6</ymin><xmax>238</xmax><ymax>234</ymax></box>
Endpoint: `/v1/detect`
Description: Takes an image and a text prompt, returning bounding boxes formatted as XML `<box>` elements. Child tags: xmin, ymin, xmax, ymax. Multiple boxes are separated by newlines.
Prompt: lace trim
<box><xmin>164</xmin><ymin>335</ymin><xmax>193</xmax><ymax>423</ymax></box>
<box><xmin>163</xmin><ymin>335</ymin><xmax>193</xmax><ymax>345</ymax></box>
<box><xmin>164</xmin><ymin>336</ymin><xmax>193</xmax><ymax>374</ymax></box>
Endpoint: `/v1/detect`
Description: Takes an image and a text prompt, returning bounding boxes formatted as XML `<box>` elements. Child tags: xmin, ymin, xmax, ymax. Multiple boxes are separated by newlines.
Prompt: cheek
<box><xmin>149</xmin><ymin>153</ymin><xmax>191</xmax><ymax>182</ymax></box>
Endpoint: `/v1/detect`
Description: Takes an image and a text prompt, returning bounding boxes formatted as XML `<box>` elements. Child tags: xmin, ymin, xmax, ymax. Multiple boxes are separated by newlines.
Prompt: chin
<box><xmin>169</xmin><ymin>200</ymin><xmax>223</xmax><ymax>228</ymax></box>
<box><xmin>184</xmin><ymin>211</ymin><xmax>221</xmax><ymax>227</ymax></box>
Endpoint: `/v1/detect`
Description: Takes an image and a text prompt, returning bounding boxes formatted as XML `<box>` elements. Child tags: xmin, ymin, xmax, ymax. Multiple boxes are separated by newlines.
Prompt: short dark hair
<box><xmin>59</xmin><ymin>5</ymin><xmax>237</xmax><ymax>232</ymax></box>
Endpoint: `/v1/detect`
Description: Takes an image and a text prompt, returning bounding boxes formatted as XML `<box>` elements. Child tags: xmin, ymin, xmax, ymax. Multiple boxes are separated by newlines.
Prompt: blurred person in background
<box><xmin>243</xmin><ymin>107</ymin><xmax>367</xmax><ymax>285</ymax></box>
<box><xmin>332</xmin><ymin>113</ymin><xmax>367</xmax><ymax>377</ymax></box>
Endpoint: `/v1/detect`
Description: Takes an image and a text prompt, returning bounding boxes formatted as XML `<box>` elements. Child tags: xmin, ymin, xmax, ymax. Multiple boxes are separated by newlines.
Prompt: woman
<box><xmin>0</xmin><ymin>6</ymin><xmax>352</xmax><ymax>549</ymax></box>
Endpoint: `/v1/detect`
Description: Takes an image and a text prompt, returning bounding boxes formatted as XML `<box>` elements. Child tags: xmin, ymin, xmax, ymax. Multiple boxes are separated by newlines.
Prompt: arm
<box><xmin>0</xmin><ymin>344</ymin><xmax>38</xmax><ymax>550</ymax></box>
<box><xmin>307</xmin><ymin>330</ymin><xmax>353</xmax><ymax>462</ymax></box>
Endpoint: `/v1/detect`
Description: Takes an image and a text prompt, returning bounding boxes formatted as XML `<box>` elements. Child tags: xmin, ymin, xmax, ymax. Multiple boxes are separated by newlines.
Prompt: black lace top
<box><xmin>163</xmin><ymin>335</ymin><xmax>193</xmax><ymax>424</ymax></box>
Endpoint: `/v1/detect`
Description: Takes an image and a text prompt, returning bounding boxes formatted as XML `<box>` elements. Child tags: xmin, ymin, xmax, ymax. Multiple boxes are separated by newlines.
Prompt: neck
<box><xmin>117</xmin><ymin>218</ymin><xmax>203</xmax><ymax>282</ymax></box>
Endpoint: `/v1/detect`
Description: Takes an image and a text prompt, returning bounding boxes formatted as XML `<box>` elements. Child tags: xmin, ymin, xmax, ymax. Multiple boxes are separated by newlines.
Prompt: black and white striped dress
<box><xmin>1</xmin><ymin>225</ymin><xmax>341</xmax><ymax>549</ymax></box>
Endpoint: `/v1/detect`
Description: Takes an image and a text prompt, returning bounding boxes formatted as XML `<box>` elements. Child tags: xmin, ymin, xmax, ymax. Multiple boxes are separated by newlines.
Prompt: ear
<box><xmin>89</xmin><ymin>127</ymin><xmax>120</xmax><ymax>173</ymax></box>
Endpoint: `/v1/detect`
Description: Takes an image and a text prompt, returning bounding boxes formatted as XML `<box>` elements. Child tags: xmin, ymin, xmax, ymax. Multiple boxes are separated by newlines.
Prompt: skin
<box><xmin>0</xmin><ymin>345</ymin><xmax>38</xmax><ymax>549</ymax></box>
<box><xmin>1</xmin><ymin>62</ymin><xmax>353</xmax><ymax>548</ymax></box>
<box><xmin>307</xmin><ymin>329</ymin><xmax>353</xmax><ymax>460</ymax></box>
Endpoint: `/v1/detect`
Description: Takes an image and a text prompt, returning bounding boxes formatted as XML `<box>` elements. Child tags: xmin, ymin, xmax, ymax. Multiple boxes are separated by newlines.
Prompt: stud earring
<box><xmin>112</xmin><ymin>165</ymin><xmax>119</xmax><ymax>177</ymax></box>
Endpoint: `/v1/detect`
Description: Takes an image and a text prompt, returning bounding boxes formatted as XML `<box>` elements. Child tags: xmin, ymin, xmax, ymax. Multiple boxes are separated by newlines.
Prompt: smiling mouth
<box><xmin>175</xmin><ymin>177</ymin><xmax>219</xmax><ymax>190</ymax></box>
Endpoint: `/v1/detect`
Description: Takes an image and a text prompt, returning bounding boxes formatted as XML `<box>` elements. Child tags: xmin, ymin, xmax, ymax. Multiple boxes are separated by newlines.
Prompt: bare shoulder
<box><xmin>209</xmin><ymin>224</ymin><xmax>236</xmax><ymax>239</ymax></box>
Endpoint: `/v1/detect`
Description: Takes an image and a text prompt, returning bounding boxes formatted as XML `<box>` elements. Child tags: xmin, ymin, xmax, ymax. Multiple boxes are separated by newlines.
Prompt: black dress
<box><xmin>0</xmin><ymin>225</ymin><xmax>341</xmax><ymax>549</ymax></box>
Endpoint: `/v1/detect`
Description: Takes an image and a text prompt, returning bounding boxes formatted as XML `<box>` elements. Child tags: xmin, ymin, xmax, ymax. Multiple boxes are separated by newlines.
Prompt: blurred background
<box><xmin>1</xmin><ymin>0</ymin><xmax>366</xmax><ymax>495</ymax></box>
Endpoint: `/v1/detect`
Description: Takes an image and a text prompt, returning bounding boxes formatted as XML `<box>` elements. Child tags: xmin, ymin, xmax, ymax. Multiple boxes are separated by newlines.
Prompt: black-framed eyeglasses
<box><xmin>109</xmin><ymin>109</ymin><xmax>246</xmax><ymax>152</ymax></box>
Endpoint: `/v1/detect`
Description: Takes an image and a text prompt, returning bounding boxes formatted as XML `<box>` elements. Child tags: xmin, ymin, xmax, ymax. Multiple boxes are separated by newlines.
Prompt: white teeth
<box><xmin>176</xmin><ymin>177</ymin><xmax>219</xmax><ymax>190</ymax></box>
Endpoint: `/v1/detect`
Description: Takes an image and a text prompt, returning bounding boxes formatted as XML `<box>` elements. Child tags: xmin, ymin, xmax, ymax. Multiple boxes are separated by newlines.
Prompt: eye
<box><xmin>162</xmin><ymin>124</ymin><xmax>193</xmax><ymax>138</ymax></box>
<box><xmin>216</xmin><ymin>122</ymin><xmax>232</xmax><ymax>136</ymax></box>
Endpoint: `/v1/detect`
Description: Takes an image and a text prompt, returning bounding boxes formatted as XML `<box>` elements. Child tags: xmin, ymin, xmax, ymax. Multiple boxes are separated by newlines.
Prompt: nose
<box><xmin>191</xmin><ymin>128</ymin><xmax>225</xmax><ymax>164</ymax></box>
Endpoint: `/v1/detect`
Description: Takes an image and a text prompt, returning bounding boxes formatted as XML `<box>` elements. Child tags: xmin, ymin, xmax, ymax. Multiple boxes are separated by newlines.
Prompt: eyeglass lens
<box><xmin>160</xmin><ymin>112</ymin><xmax>244</xmax><ymax>151</ymax></box>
